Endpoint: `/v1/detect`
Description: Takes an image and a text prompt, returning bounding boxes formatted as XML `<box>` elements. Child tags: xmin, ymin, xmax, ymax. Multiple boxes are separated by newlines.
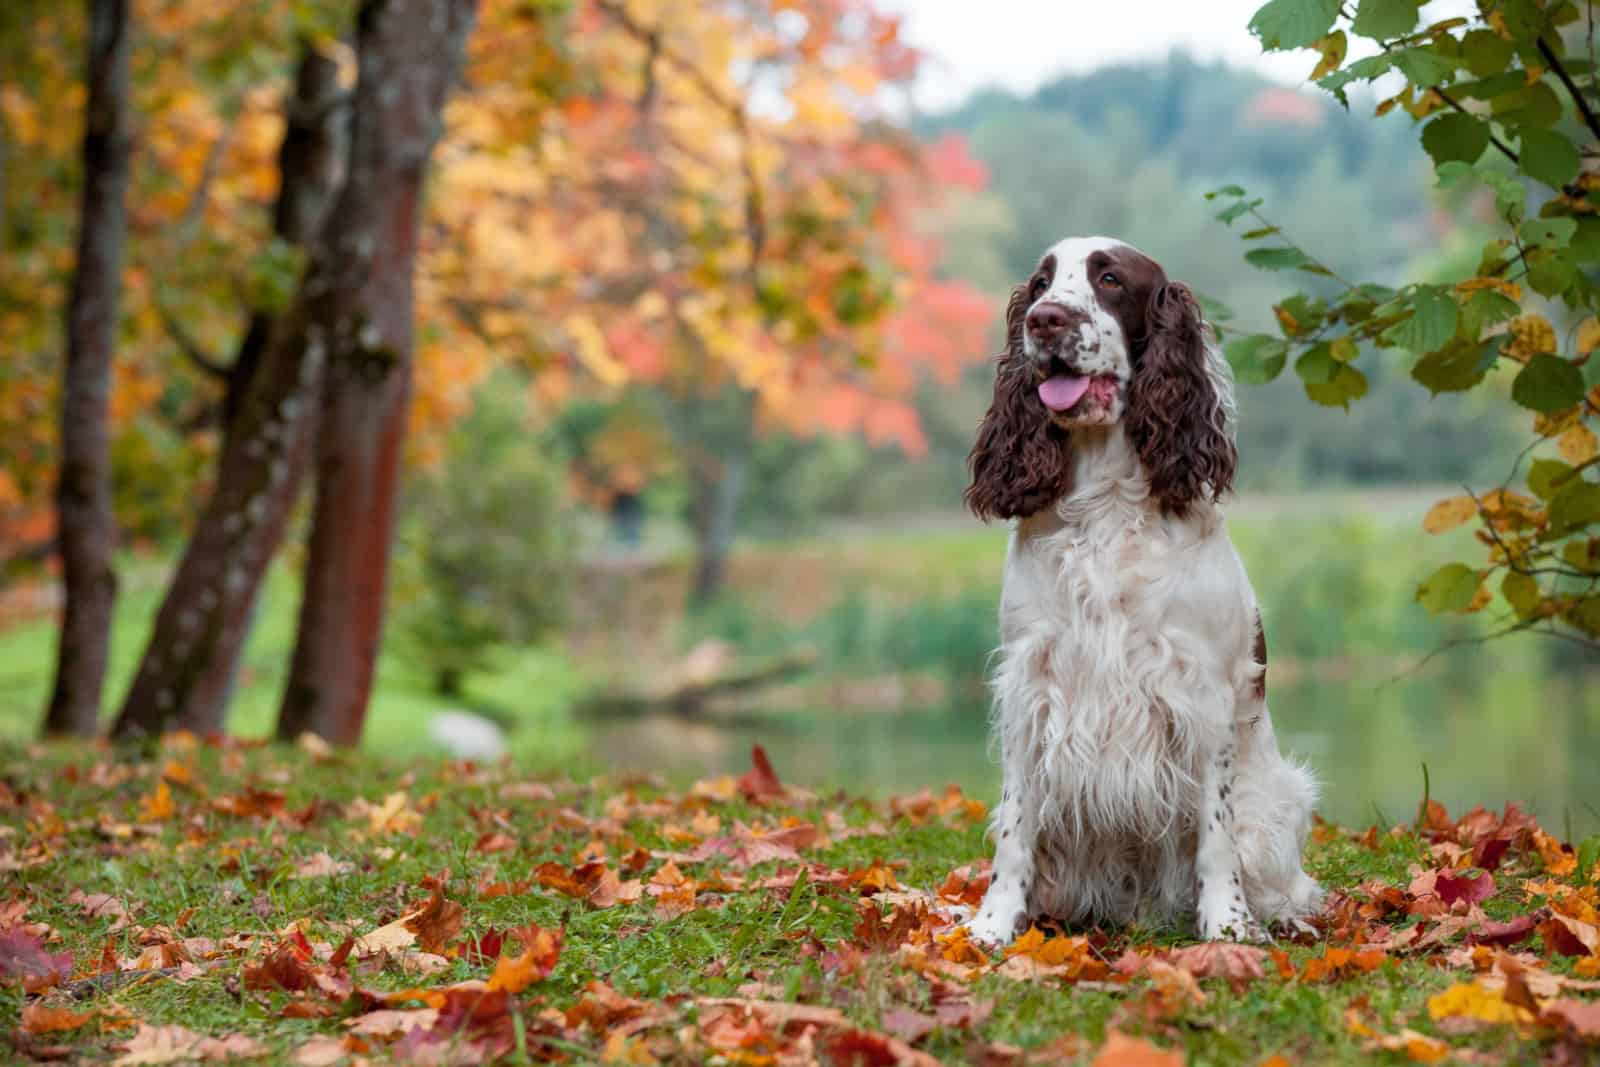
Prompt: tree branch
<box><xmin>1537</xmin><ymin>38</ymin><xmax>1600</xmax><ymax>147</ymax></box>
<box><xmin>154</xmin><ymin>295</ymin><xmax>230</xmax><ymax>380</ymax></box>
<box><xmin>1434</xmin><ymin>87</ymin><xmax>1519</xmax><ymax>163</ymax></box>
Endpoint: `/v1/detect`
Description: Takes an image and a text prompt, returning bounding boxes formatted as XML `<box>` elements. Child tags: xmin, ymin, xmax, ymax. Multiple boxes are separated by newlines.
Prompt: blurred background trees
<box><xmin>2</xmin><ymin>0</ymin><xmax>1596</xmax><ymax>828</ymax></box>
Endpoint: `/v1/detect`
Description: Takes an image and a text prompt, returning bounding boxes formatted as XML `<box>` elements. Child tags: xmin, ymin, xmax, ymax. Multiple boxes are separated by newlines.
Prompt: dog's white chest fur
<box><xmin>969</xmin><ymin>431</ymin><xmax>1321</xmax><ymax>941</ymax></box>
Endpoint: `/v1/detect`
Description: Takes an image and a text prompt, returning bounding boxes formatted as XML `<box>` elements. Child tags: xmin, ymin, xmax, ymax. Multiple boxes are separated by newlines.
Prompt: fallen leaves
<box><xmin>115</xmin><ymin>1024</ymin><xmax>266</xmax><ymax>1065</ymax></box>
<box><xmin>486</xmin><ymin>925</ymin><xmax>563</xmax><ymax>993</ymax></box>
<box><xmin>15</xmin><ymin>741</ymin><xmax>1600</xmax><ymax>1065</ymax></box>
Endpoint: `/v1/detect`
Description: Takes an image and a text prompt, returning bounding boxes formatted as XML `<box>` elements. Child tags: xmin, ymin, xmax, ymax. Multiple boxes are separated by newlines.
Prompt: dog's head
<box><xmin>965</xmin><ymin>236</ymin><xmax>1237</xmax><ymax>521</ymax></box>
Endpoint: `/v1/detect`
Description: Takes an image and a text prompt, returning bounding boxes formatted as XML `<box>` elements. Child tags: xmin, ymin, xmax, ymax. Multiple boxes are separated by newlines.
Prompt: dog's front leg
<box><xmin>968</xmin><ymin>776</ymin><xmax>1036</xmax><ymax>947</ymax></box>
<box><xmin>1195</xmin><ymin>741</ymin><xmax>1267</xmax><ymax>942</ymax></box>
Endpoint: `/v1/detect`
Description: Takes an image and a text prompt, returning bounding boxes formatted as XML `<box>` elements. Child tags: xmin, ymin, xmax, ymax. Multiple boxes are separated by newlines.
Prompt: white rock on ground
<box><xmin>427</xmin><ymin>710</ymin><xmax>506</xmax><ymax>760</ymax></box>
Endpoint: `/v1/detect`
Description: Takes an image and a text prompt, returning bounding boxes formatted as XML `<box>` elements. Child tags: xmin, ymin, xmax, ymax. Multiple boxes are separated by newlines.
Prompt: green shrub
<box><xmin>394</xmin><ymin>380</ymin><xmax>575</xmax><ymax>698</ymax></box>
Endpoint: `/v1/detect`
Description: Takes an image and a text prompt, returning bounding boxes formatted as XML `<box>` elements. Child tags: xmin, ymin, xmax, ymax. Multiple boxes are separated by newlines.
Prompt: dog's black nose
<box><xmin>1025</xmin><ymin>301</ymin><xmax>1076</xmax><ymax>342</ymax></box>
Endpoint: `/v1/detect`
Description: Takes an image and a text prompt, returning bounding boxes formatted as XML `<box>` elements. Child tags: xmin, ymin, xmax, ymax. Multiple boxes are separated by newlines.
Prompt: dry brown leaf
<box><xmin>1089</xmin><ymin>1030</ymin><xmax>1185</xmax><ymax>1066</ymax></box>
<box><xmin>292</xmin><ymin>852</ymin><xmax>354</xmax><ymax>879</ymax></box>
<box><xmin>20</xmin><ymin>1002</ymin><xmax>94</xmax><ymax>1034</ymax></box>
<box><xmin>344</xmin><ymin>1008</ymin><xmax>439</xmax><ymax>1037</ymax></box>
<box><xmin>1422</xmin><ymin>495</ymin><xmax>1477</xmax><ymax>534</ymax></box>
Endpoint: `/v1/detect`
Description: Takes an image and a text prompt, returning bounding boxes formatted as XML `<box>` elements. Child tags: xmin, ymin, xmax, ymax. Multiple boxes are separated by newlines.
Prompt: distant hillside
<box><xmin>903</xmin><ymin>52</ymin><xmax>1520</xmax><ymax>496</ymax></box>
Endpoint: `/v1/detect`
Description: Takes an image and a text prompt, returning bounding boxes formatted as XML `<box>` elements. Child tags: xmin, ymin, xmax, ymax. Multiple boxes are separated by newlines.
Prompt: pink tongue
<box><xmin>1038</xmin><ymin>375</ymin><xmax>1091</xmax><ymax>412</ymax></box>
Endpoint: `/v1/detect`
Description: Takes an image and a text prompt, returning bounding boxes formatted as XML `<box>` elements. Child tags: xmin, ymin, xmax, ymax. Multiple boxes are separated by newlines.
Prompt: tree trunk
<box><xmin>688</xmin><ymin>451</ymin><xmax>747</xmax><ymax>608</ymax></box>
<box><xmin>111</xmin><ymin>43</ymin><xmax>345</xmax><ymax>740</ymax></box>
<box><xmin>41</xmin><ymin>0</ymin><xmax>131</xmax><ymax>737</ymax></box>
<box><xmin>276</xmin><ymin>0</ymin><xmax>479</xmax><ymax>747</ymax></box>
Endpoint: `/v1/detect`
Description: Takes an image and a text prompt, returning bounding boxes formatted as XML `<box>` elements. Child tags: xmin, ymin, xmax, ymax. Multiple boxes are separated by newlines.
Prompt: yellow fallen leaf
<box><xmin>1426</xmin><ymin>981</ymin><xmax>1533</xmax><ymax>1025</ymax></box>
<box><xmin>139</xmin><ymin>781</ymin><xmax>176</xmax><ymax>822</ymax></box>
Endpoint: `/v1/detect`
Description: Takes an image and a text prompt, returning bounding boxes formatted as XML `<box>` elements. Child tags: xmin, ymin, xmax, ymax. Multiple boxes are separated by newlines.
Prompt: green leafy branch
<box><xmin>1231</xmin><ymin>0</ymin><xmax>1600</xmax><ymax>645</ymax></box>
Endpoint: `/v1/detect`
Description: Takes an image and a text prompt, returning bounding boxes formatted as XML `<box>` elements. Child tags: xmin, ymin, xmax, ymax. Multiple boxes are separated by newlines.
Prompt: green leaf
<box><xmin>1318</xmin><ymin>53</ymin><xmax>1396</xmax><ymax>103</ymax></box>
<box><xmin>1411</xmin><ymin>339</ymin><xmax>1498</xmax><ymax>393</ymax></box>
<box><xmin>1529</xmin><ymin>457</ymin><xmax>1574</xmax><ymax>500</ymax></box>
<box><xmin>1241</xmin><ymin>226</ymin><xmax>1281</xmax><ymax>240</ymax></box>
<box><xmin>1216</xmin><ymin>198</ymin><xmax>1264</xmax><ymax>224</ymax></box>
<box><xmin>1570</xmin><ymin>217</ymin><xmax>1600</xmax><ymax>262</ymax></box>
<box><xmin>1525</xmin><ymin>248</ymin><xmax>1580</xmax><ymax>298</ymax></box>
<box><xmin>1519</xmin><ymin>127</ymin><xmax>1581</xmax><ymax>187</ymax></box>
<box><xmin>1382</xmin><ymin>284</ymin><xmax>1458</xmax><ymax>353</ymax></box>
<box><xmin>1460</xmin><ymin>29</ymin><xmax>1514</xmax><ymax>76</ymax></box>
<box><xmin>1391</xmin><ymin>46</ymin><xmax>1458</xmax><ymax>85</ymax></box>
<box><xmin>1460</xmin><ymin>289</ymin><xmax>1521</xmax><ymax>339</ymax></box>
<box><xmin>1416</xmin><ymin>562</ymin><xmax>1481</xmax><ymax>614</ymax></box>
<box><xmin>1501</xmin><ymin>571</ymin><xmax>1541</xmax><ymax>619</ymax></box>
<box><xmin>1249</xmin><ymin>0</ymin><xmax>1342</xmax><ymax>50</ymax></box>
<box><xmin>1295</xmin><ymin>342</ymin><xmax>1337</xmax><ymax>384</ymax></box>
<box><xmin>1304</xmin><ymin>363</ymin><xmax>1369</xmax><ymax>408</ymax></box>
<box><xmin>1330</xmin><ymin>335</ymin><xmax>1359</xmax><ymax>362</ymax></box>
<box><xmin>1225</xmin><ymin>334</ymin><xmax>1289</xmax><ymax>384</ymax></box>
<box><xmin>1196</xmin><ymin>293</ymin><xmax>1235</xmax><ymax>323</ymax></box>
<box><xmin>1512</xmin><ymin>354</ymin><xmax>1585</xmax><ymax>413</ymax></box>
<box><xmin>1550</xmin><ymin>480</ymin><xmax>1600</xmax><ymax>533</ymax></box>
<box><xmin>1206</xmin><ymin>184</ymin><xmax>1247</xmax><ymax>199</ymax></box>
<box><xmin>1518</xmin><ymin>217</ymin><xmax>1578</xmax><ymax>247</ymax></box>
<box><xmin>1245</xmin><ymin>247</ymin><xmax>1311</xmax><ymax>271</ymax></box>
<box><xmin>1351</xmin><ymin>0</ymin><xmax>1420</xmax><ymax>40</ymax></box>
<box><xmin>1421</xmin><ymin>113</ymin><xmax>1490</xmax><ymax>167</ymax></box>
<box><xmin>1497</xmin><ymin>83</ymin><xmax>1563</xmax><ymax>129</ymax></box>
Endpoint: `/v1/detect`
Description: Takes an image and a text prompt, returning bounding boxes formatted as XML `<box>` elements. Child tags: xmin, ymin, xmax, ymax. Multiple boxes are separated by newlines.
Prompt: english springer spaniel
<box><xmin>963</xmin><ymin>236</ymin><xmax>1322</xmax><ymax>945</ymax></box>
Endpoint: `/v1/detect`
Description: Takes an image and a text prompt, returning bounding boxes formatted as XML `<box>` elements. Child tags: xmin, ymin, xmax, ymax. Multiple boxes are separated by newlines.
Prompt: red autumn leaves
<box><xmin>7</xmin><ymin>739</ymin><xmax>1600</xmax><ymax>1064</ymax></box>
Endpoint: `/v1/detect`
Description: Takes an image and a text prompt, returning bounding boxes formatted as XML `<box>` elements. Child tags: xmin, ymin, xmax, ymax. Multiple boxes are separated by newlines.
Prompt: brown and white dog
<box><xmin>963</xmin><ymin>236</ymin><xmax>1321</xmax><ymax>945</ymax></box>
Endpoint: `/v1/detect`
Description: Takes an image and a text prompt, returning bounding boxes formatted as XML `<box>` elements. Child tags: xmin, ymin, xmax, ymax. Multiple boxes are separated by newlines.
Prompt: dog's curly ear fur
<box><xmin>964</xmin><ymin>284</ymin><xmax>1073</xmax><ymax>521</ymax></box>
<box><xmin>1125</xmin><ymin>282</ymin><xmax>1237</xmax><ymax>517</ymax></box>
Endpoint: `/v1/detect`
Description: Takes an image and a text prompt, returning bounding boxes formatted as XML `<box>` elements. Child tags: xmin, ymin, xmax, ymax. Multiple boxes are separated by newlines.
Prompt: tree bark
<box><xmin>41</xmin><ymin>0</ymin><xmax>131</xmax><ymax>737</ymax></box>
<box><xmin>276</xmin><ymin>0</ymin><xmax>479</xmax><ymax>746</ymax></box>
<box><xmin>688</xmin><ymin>450</ymin><xmax>748</xmax><ymax>608</ymax></box>
<box><xmin>111</xmin><ymin>43</ymin><xmax>345</xmax><ymax>740</ymax></box>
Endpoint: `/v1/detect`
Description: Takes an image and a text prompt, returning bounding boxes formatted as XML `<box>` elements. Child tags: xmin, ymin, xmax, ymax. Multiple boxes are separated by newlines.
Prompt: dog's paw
<box><xmin>1198</xmin><ymin>907</ymin><xmax>1268</xmax><ymax>943</ymax></box>
<box><xmin>965</xmin><ymin>910</ymin><xmax>1021</xmax><ymax>949</ymax></box>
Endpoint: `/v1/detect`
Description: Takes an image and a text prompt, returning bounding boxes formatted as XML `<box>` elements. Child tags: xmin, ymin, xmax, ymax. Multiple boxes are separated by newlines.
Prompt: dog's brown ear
<box><xmin>964</xmin><ymin>284</ymin><xmax>1072</xmax><ymax>521</ymax></box>
<box><xmin>1125</xmin><ymin>282</ymin><xmax>1236</xmax><ymax>517</ymax></box>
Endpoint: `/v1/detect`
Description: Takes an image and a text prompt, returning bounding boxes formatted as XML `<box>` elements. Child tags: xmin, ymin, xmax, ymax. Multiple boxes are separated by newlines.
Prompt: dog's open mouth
<box><xmin>1037</xmin><ymin>359</ymin><xmax>1117</xmax><ymax>415</ymax></box>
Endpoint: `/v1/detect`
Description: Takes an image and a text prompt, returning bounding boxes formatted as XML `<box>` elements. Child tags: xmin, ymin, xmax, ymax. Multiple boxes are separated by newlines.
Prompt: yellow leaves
<box><xmin>1577</xmin><ymin>317</ymin><xmax>1600</xmax><ymax>356</ymax></box>
<box><xmin>1427</xmin><ymin>981</ymin><xmax>1534</xmax><ymax>1025</ymax></box>
<box><xmin>1422</xmin><ymin>495</ymin><xmax>1477</xmax><ymax>534</ymax></box>
<box><xmin>565</xmin><ymin>314</ymin><xmax>629</xmax><ymax>389</ymax></box>
<box><xmin>1559</xmin><ymin>423</ymin><xmax>1598</xmax><ymax>465</ymax></box>
<box><xmin>1310</xmin><ymin>31</ymin><xmax>1347</xmax><ymax>81</ymax></box>
<box><xmin>1455</xmin><ymin>276</ymin><xmax>1523</xmax><ymax>301</ymax></box>
<box><xmin>356</xmin><ymin>792</ymin><xmax>423</xmax><ymax>836</ymax></box>
<box><xmin>139</xmin><ymin>781</ymin><xmax>177</xmax><ymax>822</ymax></box>
<box><xmin>1504</xmin><ymin>314</ymin><xmax>1557</xmax><ymax>363</ymax></box>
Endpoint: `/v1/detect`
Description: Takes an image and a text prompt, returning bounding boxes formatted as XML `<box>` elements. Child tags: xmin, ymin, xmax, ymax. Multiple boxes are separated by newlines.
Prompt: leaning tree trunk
<box><xmin>111</xmin><ymin>42</ymin><xmax>345</xmax><ymax>740</ymax></box>
<box><xmin>42</xmin><ymin>0</ymin><xmax>131</xmax><ymax>737</ymax></box>
<box><xmin>276</xmin><ymin>0</ymin><xmax>479</xmax><ymax>746</ymax></box>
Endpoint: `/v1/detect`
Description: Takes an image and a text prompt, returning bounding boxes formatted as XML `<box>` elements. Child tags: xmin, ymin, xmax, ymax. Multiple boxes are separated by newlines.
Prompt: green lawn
<box><xmin>2</xmin><ymin>739</ymin><xmax>1597</xmax><ymax>1064</ymax></box>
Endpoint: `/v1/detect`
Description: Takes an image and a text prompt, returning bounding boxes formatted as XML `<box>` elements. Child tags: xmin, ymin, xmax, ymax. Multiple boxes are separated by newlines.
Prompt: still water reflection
<box><xmin>591</xmin><ymin>662</ymin><xmax>1600</xmax><ymax>839</ymax></box>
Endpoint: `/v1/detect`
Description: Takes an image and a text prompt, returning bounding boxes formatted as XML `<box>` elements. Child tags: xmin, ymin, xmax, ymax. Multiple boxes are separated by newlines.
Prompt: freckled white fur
<box><xmin>969</xmin><ymin>243</ymin><xmax>1321</xmax><ymax>943</ymax></box>
<box><xmin>1024</xmin><ymin>235</ymin><xmax>1134</xmax><ymax>379</ymax></box>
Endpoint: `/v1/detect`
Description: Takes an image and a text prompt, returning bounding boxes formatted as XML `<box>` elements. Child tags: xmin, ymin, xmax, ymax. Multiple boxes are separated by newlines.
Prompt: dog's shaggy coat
<box><xmin>964</xmin><ymin>237</ymin><xmax>1321</xmax><ymax>945</ymax></box>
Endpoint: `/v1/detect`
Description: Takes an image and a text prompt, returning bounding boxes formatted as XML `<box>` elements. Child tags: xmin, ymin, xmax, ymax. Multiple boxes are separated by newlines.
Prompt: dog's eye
<box><xmin>1099</xmin><ymin>272</ymin><xmax>1121</xmax><ymax>289</ymax></box>
<box><xmin>1029</xmin><ymin>275</ymin><xmax>1049</xmax><ymax>299</ymax></box>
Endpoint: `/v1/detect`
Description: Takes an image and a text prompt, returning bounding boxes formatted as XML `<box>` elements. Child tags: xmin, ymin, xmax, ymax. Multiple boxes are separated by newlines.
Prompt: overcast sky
<box><xmin>878</xmin><ymin>0</ymin><xmax>1475</xmax><ymax>111</ymax></box>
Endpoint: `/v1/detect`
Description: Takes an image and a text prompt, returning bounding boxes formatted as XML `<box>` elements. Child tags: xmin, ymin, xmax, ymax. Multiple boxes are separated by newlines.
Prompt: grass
<box><xmin>3</xmin><ymin>739</ymin><xmax>1597</xmax><ymax>1064</ymax></box>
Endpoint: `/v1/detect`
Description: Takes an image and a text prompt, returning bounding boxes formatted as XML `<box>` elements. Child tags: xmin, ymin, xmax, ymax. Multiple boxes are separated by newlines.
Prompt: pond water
<box><xmin>590</xmin><ymin>658</ymin><xmax>1600</xmax><ymax>839</ymax></box>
